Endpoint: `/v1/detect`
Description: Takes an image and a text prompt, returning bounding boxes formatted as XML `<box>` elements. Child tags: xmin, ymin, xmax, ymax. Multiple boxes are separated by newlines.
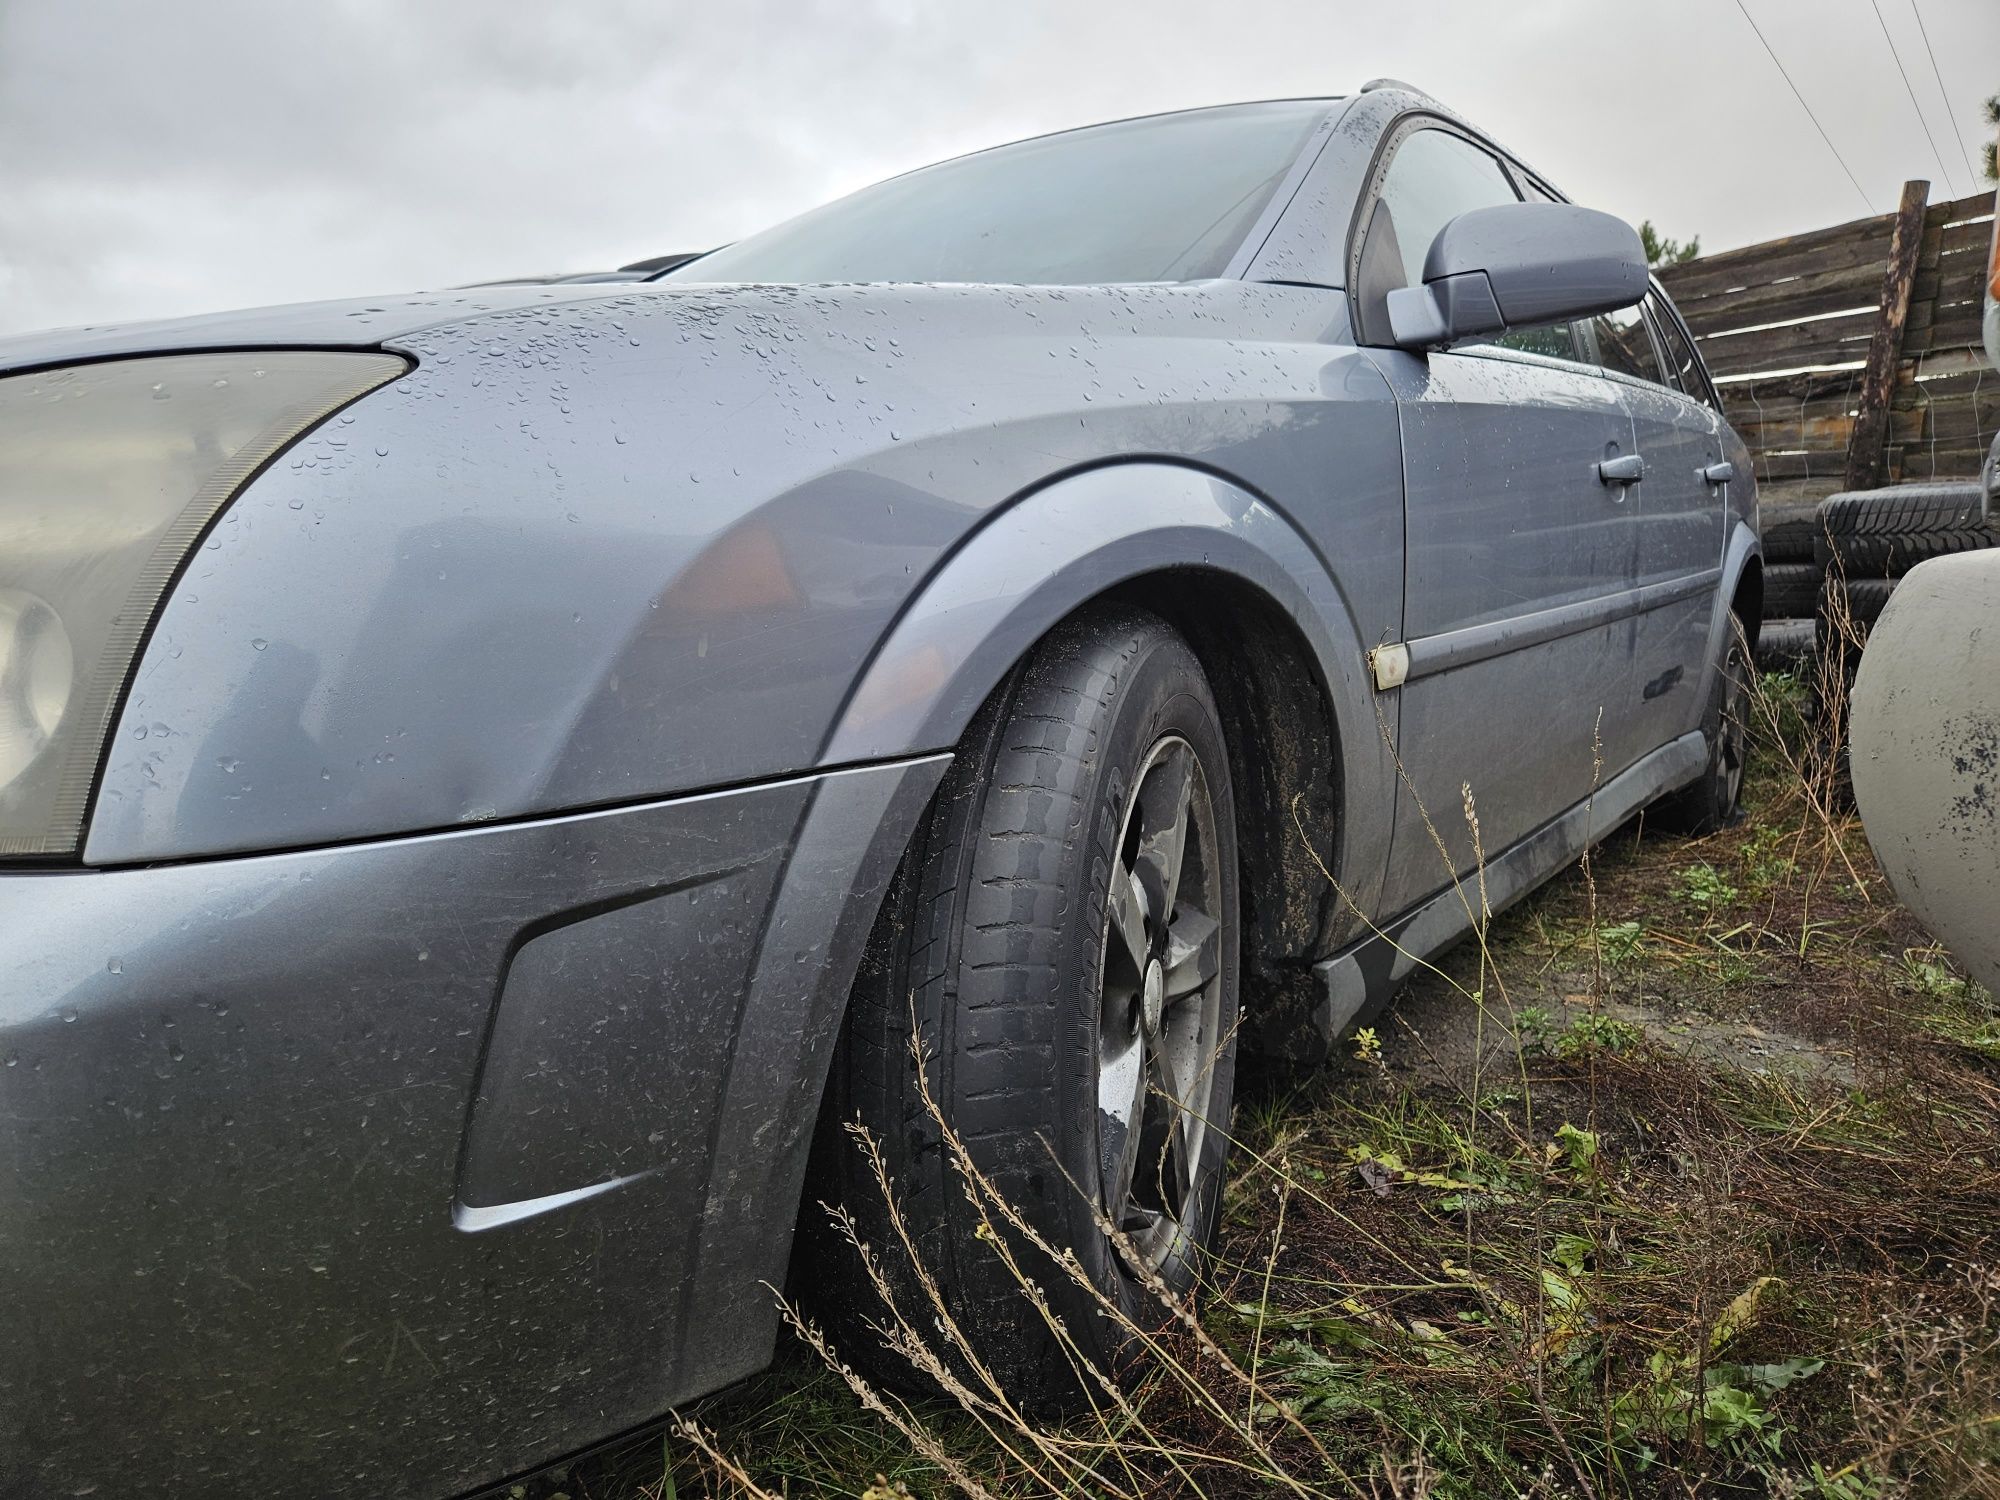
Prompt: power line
<box><xmin>1909</xmin><ymin>0</ymin><xmax>1982</xmax><ymax>193</ymax></box>
<box><xmin>1871</xmin><ymin>0</ymin><xmax>1960</xmax><ymax>195</ymax></box>
<box><xmin>1732</xmin><ymin>0</ymin><xmax>1874</xmax><ymax>212</ymax></box>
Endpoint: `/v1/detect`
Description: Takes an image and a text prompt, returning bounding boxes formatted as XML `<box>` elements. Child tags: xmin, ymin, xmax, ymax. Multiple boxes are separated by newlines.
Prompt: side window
<box><xmin>1354</xmin><ymin>126</ymin><xmax>1519</xmax><ymax>344</ymax></box>
<box><xmin>1588</xmin><ymin>302</ymin><xmax>1664</xmax><ymax>385</ymax></box>
<box><xmin>1649</xmin><ymin>292</ymin><xmax>1712</xmax><ymax>406</ymax></box>
<box><xmin>1493</xmin><ymin>320</ymin><xmax>1580</xmax><ymax>361</ymax></box>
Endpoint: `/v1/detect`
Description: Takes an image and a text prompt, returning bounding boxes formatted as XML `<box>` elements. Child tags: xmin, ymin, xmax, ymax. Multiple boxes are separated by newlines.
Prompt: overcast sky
<box><xmin>2</xmin><ymin>0</ymin><xmax>1995</xmax><ymax>337</ymax></box>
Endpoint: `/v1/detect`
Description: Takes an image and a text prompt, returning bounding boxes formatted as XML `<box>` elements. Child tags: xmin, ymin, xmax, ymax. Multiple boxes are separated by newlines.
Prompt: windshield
<box><xmin>666</xmin><ymin>101</ymin><xmax>1331</xmax><ymax>287</ymax></box>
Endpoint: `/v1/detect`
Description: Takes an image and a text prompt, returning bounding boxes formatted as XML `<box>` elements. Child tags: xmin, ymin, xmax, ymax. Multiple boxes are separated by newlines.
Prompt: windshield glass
<box><xmin>666</xmin><ymin>101</ymin><xmax>1330</xmax><ymax>287</ymax></box>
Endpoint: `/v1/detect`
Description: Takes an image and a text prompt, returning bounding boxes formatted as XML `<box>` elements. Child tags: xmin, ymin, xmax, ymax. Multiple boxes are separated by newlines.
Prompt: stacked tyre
<box><xmin>1755</xmin><ymin>498</ymin><xmax>1824</xmax><ymax>673</ymax></box>
<box><xmin>1815</xmin><ymin>482</ymin><xmax>1996</xmax><ymax>650</ymax></box>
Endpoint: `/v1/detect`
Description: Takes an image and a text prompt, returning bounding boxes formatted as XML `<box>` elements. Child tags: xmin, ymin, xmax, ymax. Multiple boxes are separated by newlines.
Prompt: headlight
<box><xmin>0</xmin><ymin>351</ymin><xmax>406</xmax><ymax>856</ymax></box>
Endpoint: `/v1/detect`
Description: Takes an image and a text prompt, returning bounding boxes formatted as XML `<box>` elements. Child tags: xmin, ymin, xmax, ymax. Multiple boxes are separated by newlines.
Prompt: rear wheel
<box><xmin>1653</xmin><ymin>616</ymin><xmax>1750</xmax><ymax>835</ymax></box>
<box><xmin>811</xmin><ymin>608</ymin><xmax>1240</xmax><ymax>1401</ymax></box>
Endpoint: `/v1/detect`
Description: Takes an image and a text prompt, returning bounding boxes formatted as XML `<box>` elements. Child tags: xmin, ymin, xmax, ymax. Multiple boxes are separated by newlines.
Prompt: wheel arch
<box><xmin>818</xmin><ymin>459</ymin><xmax>1394</xmax><ymax>965</ymax></box>
<box><xmin>1692</xmin><ymin>521</ymin><xmax>1764</xmax><ymax>715</ymax></box>
<box><xmin>1731</xmin><ymin>548</ymin><xmax>1764</xmax><ymax>651</ymax></box>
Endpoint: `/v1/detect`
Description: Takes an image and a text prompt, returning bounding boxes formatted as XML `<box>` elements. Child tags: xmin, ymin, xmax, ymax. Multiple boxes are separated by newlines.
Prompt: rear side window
<box><xmin>1589</xmin><ymin>303</ymin><xmax>1664</xmax><ymax>385</ymax></box>
<box><xmin>1649</xmin><ymin>293</ymin><xmax>1712</xmax><ymax>405</ymax></box>
<box><xmin>1353</xmin><ymin>125</ymin><xmax>1520</xmax><ymax>342</ymax></box>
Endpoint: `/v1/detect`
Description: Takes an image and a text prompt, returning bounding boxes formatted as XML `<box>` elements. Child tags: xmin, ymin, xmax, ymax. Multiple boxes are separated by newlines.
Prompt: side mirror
<box><xmin>1386</xmin><ymin>202</ymin><xmax>1649</xmax><ymax>351</ymax></box>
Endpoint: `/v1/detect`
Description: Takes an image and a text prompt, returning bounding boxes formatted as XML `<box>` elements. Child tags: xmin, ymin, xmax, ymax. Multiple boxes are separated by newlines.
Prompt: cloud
<box><xmin>2</xmin><ymin>0</ymin><xmax>1994</xmax><ymax>336</ymax></box>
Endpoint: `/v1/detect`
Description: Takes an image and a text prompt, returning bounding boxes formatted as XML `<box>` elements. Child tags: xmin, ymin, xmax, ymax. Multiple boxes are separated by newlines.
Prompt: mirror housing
<box><xmin>1386</xmin><ymin>202</ymin><xmax>1649</xmax><ymax>350</ymax></box>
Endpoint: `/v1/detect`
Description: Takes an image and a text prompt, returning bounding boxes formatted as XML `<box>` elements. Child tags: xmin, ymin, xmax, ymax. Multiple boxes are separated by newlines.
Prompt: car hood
<box><xmin>0</xmin><ymin>283</ymin><xmax>638</xmax><ymax>374</ymax></box>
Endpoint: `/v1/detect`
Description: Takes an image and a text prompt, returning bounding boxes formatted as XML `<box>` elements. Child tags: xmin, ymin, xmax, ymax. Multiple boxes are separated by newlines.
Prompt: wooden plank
<box><xmin>1697</xmin><ymin>308</ymin><xmax>1879</xmax><ymax>378</ymax></box>
<box><xmin>1909</xmin><ymin>366</ymin><xmax>2000</xmax><ymax>398</ymax></box>
<box><xmin>1669</xmin><ymin>248</ymin><xmax>1888</xmax><ymax>313</ymax></box>
<box><xmin>1740</xmin><ymin>405</ymin><xmax>1927</xmax><ymax>453</ymax></box>
<box><xmin>1758</xmin><ymin>450</ymin><xmax>1860</xmax><ymax>482</ymax></box>
<box><xmin>1941</xmin><ymin>217</ymin><xmax>1997</xmax><ymax>257</ymax></box>
<box><xmin>1679</xmin><ymin>265</ymin><xmax>1903</xmax><ymax>335</ymax></box>
<box><xmin>1754</xmin><ymin>477</ymin><xmax>1847</xmax><ymax>508</ymax></box>
<box><xmin>1930</xmin><ymin>260</ymin><xmax>1993</xmax><ymax>310</ymax></box>
<box><xmin>1843</xmin><ymin>180</ymin><xmax>1929</xmax><ymax>490</ymax></box>
<box><xmin>1915</xmin><ymin>390</ymin><xmax>2000</xmax><ymax>443</ymax></box>
<box><xmin>1886</xmin><ymin>442</ymin><xmax>1989</xmax><ymax>479</ymax></box>
<box><xmin>1928</xmin><ymin>188</ymin><xmax>2000</xmax><ymax>223</ymax></box>
<box><xmin>1910</xmin><ymin>308</ymin><xmax>1989</xmax><ymax>354</ymax></box>
<box><xmin>1716</xmin><ymin>366</ymin><xmax>1870</xmax><ymax>405</ymax></box>
<box><xmin>1658</xmin><ymin>212</ymin><xmax>1890</xmax><ymax>283</ymax></box>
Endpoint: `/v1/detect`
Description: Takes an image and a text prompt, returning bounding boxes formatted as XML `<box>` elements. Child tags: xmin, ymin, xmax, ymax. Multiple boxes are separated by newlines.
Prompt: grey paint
<box><xmin>1385</xmin><ymin>203</ymin><xmax>1649</xmax><ymax>348</ymax></box>
<box><xmin>0</xmin><ymin>756</ymin><xmax>942</xmax><ymax>1499</ymax></box>
<box><xmin>78</xmin><ymin>277</ymin><xmax>1402</xmax><ymax>866</ymax></box>
<box><xmin>0</xmin><ymin>87</ymin><xmax>1756</xmax><ymax>1499</ymax></box>
<box><xmin>1850</xmin><ymin>550</ymin><xmax>2000</xmax><ymax>999</ymax></box>
<box><xmin>821</xmin><ymin>457</ymin><xmax>1402</xmax><ymax>940</ymax></box>
<box><xmin>1365</xmin><ymin>342</ymin><xmax>1673</xmax><ymax>912</ymax></box>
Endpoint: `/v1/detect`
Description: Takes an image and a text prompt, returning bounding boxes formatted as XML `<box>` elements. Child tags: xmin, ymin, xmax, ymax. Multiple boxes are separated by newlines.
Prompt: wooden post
<box><xmin>1844</xmin><ymin>179</ymin><xmax>1928</xmax><ymax>491</ymax></box>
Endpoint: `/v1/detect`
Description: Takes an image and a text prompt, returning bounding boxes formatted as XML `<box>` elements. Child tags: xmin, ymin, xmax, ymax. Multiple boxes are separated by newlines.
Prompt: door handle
<box><xmin>1597</xmin><ymin>453</ymin><xmax>1646</xmax><ymax>486</ymax></box>
<box><xmin>1702</xmin><ymin>461</ymin><xmax>1736</xmax><ymax>485</ymax></box>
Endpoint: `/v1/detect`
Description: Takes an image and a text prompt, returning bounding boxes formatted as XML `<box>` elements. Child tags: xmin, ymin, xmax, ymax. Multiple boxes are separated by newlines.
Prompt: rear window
<box><xmin>666</xmin><ymin>101</ymin><xmax>1329</xmax><ymax>287</ymax></box>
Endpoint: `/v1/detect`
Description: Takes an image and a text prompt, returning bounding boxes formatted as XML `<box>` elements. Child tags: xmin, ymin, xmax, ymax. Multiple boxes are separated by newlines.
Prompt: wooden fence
<box><xmin>1658</xmin><ymin>181</ymin><xmax>1996</xmax><ymax>508</ymax></box>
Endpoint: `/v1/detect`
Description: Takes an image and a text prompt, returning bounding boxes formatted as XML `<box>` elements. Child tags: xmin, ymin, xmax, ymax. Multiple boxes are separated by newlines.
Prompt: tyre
<box><xmin>1820</xmin><ymin>575</ymin><xmax>1896</xmax><ymax>631</ymax></box>
<box><xmin>1813</xmin><ymin>482</ymin><xmax>1995</xmax><ymax>577</ymax></box>
<box><xmin>811</xmin><ymin>608</ymin><xmax>1240</xmax><ymax>1402</ymax></box>
<box><xmin>1652</xmin><ymin>616</ymin><xmax>1750</xmax><ymax>835</ymax></box>
<box><xmin>1760</xmin><ymin>501</ymin><xmax>1823</xmax><ymax>566</ymax></box>
<box><xmin>1762</xmin><ymin>562</ymin><xmax>1820</xmax><ymax>620</ymax></box>
<box><xmin>1754</xmin><ymin>617</ymin><xmax>1816</xmax><ymax>673</ymax></box>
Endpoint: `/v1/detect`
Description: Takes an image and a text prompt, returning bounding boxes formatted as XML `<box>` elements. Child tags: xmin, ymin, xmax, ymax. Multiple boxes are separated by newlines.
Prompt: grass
<box><xmin>528</xmin><ymin>664</ymin><xmax>2000</xmax><ymax>1500</ymax></box>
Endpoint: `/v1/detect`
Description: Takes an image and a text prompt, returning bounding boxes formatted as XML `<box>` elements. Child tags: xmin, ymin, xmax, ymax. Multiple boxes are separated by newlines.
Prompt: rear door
<box><xmin>1584</xmin><ymin>290</ymin><xmax>1727</xmax><ymax>770</ymax></box>
<box><xmin>1354</xmin><ymin>120</ymin><xmax>1646</xmax><ymax>915</ymax></box>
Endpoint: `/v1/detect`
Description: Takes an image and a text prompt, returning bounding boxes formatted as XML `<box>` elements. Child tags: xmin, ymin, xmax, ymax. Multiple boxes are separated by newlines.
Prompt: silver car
<box><xmin>0</xmin><ymin>84</ymin><xmax>1758</xmax><ymax>1498</ymax></box>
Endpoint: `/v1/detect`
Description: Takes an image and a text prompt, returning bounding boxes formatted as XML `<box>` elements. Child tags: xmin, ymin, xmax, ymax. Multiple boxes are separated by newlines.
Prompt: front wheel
<box><xmin>811</xmin><ymin>608</ymin><xmax>1240</xmax><ymax>1401</ymax></box>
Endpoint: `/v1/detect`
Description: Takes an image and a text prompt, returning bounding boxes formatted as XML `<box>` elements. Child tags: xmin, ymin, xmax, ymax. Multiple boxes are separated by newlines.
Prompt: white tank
<box><xmin>1850</xmin><ymin>549</ymin><xmax>2000</xmax><ymax>997</ymax></box>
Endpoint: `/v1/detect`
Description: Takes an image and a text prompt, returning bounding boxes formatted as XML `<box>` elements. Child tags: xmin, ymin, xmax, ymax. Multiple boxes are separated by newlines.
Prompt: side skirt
<box><xmin>1302</xmin><ymin>730</ymin><xmax>1708</xmax><ymax>1056</ymax></box>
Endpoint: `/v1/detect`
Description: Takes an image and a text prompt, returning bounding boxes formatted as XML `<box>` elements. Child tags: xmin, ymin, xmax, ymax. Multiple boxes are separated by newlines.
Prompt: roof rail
<box><xmin>1358</xmin><ymin>78</ymin><xmax>1435</xmax><ymax>99</ymax></box>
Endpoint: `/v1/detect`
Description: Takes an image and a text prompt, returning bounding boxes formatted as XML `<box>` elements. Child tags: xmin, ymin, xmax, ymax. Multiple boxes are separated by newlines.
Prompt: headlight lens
<box><xmin>0</xmin><ymin>351</ymin><xmax>406</xmax><ymax>855</ymax></box>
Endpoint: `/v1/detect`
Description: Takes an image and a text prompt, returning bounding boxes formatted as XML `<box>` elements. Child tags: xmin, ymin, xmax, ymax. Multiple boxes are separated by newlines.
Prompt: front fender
<box><xmin>820</xmin><ymin>460</ymin><xmax>1395</xmax><ymax>923</ymax></box>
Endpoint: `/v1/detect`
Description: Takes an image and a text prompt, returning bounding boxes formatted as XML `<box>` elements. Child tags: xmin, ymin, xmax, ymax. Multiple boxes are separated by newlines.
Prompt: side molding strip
<box><xmin>1405</xmin><ymin>568</ymin><xmax>1722</xmax><ymax>683</ymax></box>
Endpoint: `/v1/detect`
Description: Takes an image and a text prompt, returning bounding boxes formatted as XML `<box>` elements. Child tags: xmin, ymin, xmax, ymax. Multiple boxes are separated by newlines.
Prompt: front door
<box><xmin>1370</xmin><ymin>346</ymin><xmax>1642</xmax><ymax>914</ymax></box>
<box><xmin>1348</xmin><ymin>119</ymin><xmax>1645</xmax><ymax>915</ymax></box>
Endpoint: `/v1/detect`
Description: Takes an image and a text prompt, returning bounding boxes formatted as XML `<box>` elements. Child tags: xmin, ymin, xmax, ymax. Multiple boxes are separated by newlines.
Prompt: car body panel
<box><xmin>1364</xmin><ymin>342</ymin><xmax>1650</xmax><ymax>911</ymax></box>
<box><xmin>1607</xmin><ymin>367</ymin><xmax>1730</xmax><ymax>762</ymax></box>
<box><xmin>0</xmin><ymin>284</ymin><xmax>631</xmax><ymax>375</ymax></box>
<box><xmin>821</xmin><ymin>454</ymin><xmax>1403</xmax><ymax>943</ymax></box>
<box><xmin>82</xmin><ymin>279</ymin><xmax>1390</xmax><ymax>867</ymax></box>
<box><xmin>0</xmin><ymin>755</ymin><xmax>944</xmax><ymax>1498</ymax></box>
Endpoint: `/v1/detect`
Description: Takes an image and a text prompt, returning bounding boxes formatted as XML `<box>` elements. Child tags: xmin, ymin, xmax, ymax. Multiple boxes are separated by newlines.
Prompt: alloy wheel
<box><xmin>1096</xmin><ymin>734</ymin><xmax>1225</xmax><ymax>1275</ymax></box>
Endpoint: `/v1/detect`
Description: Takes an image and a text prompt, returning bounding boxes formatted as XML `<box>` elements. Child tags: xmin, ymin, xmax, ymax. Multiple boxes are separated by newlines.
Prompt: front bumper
<box><xmin>0</xmin><ymin>756</ymin><xmax>945</xmax><ymax>1499</ymax></box>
